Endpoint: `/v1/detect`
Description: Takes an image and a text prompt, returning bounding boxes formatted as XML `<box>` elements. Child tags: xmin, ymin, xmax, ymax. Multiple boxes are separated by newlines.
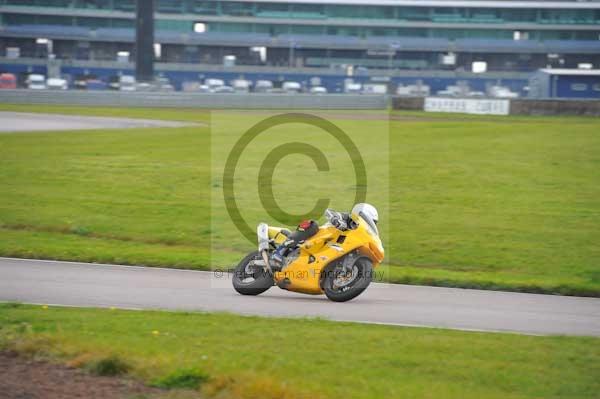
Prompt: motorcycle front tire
<box><xmin>322</xmin><ymin>257</ymin><xmax>373</xmax><ymax>302</ymax></box>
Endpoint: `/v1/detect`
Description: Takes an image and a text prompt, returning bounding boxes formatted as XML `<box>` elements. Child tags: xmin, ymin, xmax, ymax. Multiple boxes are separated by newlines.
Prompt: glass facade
<box><xmin>1</xmin><ymin>0</ymin><xmax>599</xmax><ymax>71</ymax></box>
<box><xmin>2</xmin><ymin>0</ymin><xmax>600</xmax><ymax>26</ymax></box>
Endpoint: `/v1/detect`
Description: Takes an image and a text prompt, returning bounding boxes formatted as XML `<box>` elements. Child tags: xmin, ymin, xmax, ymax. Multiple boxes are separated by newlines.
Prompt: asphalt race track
<box><xmin>1</xmin><ymin>257</ymin><xmax>599</xmax><ymax>336</ymax></box>
<box><xmin>0</xmin><ymin>111</ymin><xmax>195</xmax><ymax>132</ymax></box>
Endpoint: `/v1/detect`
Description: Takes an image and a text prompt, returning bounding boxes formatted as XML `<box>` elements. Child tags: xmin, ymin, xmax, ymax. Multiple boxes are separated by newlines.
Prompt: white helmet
<box><xmin>351</xmin><ymin>203</ymin><xmax>379</xmax><ymax>225</ymax></box>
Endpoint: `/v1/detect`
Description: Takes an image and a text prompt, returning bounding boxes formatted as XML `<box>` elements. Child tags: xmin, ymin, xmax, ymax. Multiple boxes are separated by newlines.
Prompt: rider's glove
<box><xmin>325</xmin><ymin>208</ymin><xmax>348</xmax><ymax>231</ymax></box>
<box><xmin>331</xmin><ymin>215</ymin><xmax>347</xmax><ymax>231</ymax></box>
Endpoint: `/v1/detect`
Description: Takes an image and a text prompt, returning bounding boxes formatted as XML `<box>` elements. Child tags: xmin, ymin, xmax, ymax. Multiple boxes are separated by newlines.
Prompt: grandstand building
<box><xmin>1</xmin><ymin>0</ymin><xmax>600</xmax><ymax>94</ymax></box>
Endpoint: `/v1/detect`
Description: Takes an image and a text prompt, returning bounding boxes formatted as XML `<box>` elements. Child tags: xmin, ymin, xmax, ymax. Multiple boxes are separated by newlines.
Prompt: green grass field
<box><xmin>1</xmin><ymin>303</ymin><xmax>599</xmax><ymax>399</ymax></box>
<box><xmin>0</xmin><ymin>104</ymin><xmax>599</xmax><ymax>295</ymax></box>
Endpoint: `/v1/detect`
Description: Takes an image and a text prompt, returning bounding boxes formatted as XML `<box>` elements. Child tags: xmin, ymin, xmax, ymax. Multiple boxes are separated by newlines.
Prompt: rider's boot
<box><xmin>270</xmin><ymin>243</ymin><xmax>289</xmax><ymax>270</ymax></box>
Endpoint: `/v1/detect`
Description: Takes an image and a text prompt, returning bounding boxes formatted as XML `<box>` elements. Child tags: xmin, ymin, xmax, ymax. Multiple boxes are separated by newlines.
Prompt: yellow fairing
<box><xmin>273</xmin><ymin>216</ymin><xmax>384</xmax><ymax>295</ymax></box>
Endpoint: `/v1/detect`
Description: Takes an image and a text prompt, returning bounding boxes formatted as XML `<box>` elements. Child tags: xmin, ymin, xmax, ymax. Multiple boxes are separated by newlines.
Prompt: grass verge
<box><xmin>0</xmin><ymin>104</ymin><xmax>599</xmax><ymax>296</ymax></box>
<box><xmin>1</xmin><ymin>303</ymin><xmax>599</xmax><ymax>399</ymax></box>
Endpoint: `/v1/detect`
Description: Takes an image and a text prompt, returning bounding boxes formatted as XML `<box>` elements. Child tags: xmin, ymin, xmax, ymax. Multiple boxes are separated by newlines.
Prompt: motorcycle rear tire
<box><xmin>232</xmin><ymin>251</ymin><xmax>273</xmax><ymax>296</ymax></box>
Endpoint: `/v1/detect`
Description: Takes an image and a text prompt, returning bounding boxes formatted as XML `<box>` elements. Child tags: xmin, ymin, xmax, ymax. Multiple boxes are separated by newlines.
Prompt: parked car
<box><xmin>254</xmin><ymin>80</ymin><xmax>273</xmax><ymax>93</ymax></box>
<box><xmin>266</xmin><ymin>88</ymin><xmax>286</xmax><ymax>94</ymax></box>
<box><xmin>108</xmin><ymin>75</ymin><xmax>120</xmax><ymax>90</ymax></box>
<box><xmin>282</xmin><ymin>81</ymin><xmax>301</xmax><ymax>93</ymax></box>
<box><xmin>0</xmin><ymin>73</ymin><xmax>17</xmax><ymax>89</ymax></box>
<box><xmin>309</xmin><ymin>86</ymin><xmax>328</xmax><ymax>94</ymax></box>
<box><xmin>182</xmin><ymin>81</ymin><xmax>201</xmax><ymax>92</ymax></box>
<box><xmin>231</xmin><ymin>79</ymin><xmax>251</xmax><ymax>93</ymax></box>
<box><xmin>488</xmin><ymin>85</ymin><xmax>519</xmax><ymax>99</ymax></box>
<box><xmin>135</xmin><ymin>82</ymin><xmax>153</xmax><ymax>92</ymax></box>
<box><xmin>156</xmin><ymin>77</ymin><xmax>175</xmax><ymax>92</ymax></box>
<box><xmin>396</xmin><ymin>83</ymin><xmax>430</xmax><ymax>97</ymax></box>
<box><xmin>119</xmin><ymin>75</ymin><xmax>136</xmax><ymax>91</ymax></box>
<box><xmin>344</xmin><ymin>82</ymin><xmax>362</xmax><ymax>94</ymax></box>
<box><xmin>86</xmin><ymin>79</ymin><xmax>108</xmax><ymax>90</ymax></box>
<box><xmin>362</xmin><ymin>83</ymin><xmax>388</xmax><ymax>95</ymax></box>
<box><xmin>27</xmin><ymin>74</ymin><xmax>46</xmax><ymax>89</ymax></box>
<box><xmin>205</xmin><ymin>78</ymin><xmax>225</xmax><ymax>91</ymax></box>
<box><xmin>46</xmin><ymin>77</ymin><xmax>68</xmax><ymax>90</ymax></box>
<box><xmin>437</xmin><ymin>81</ymin><xmax>479</xmax><ymax>98</ymax></box>
<box><xmin>214</xmin><ymin>85</ymin><xmax>235</xmax><ymax>93</ymax></box>
<box><xmin>74</xmin><ymin>75</ymin><xmax>88</xmax><ymax>90</ymax></box>
<box><xmin>466</xmin><ymin>91</ymin><xmax>486</xmax><ymax>98</ymax></box>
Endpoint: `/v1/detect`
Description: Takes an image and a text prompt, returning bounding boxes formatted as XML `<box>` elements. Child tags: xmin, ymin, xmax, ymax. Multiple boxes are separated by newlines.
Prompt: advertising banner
<box><xmin>424</xmin><ymin>97</ymin><xmax>510</xmax><ymax>115</ymax></box>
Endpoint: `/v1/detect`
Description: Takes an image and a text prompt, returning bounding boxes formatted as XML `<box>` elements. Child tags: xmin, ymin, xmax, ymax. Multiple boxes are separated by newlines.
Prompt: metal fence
<box><xmin>5</xmin><ymin>90</ymin><xmax>596</xmax><ymax>115</ymax></box>
<box><xmin>0</xmin><ymin>89</ymin><xmax>388</xmax><ymax>109</ymax></box>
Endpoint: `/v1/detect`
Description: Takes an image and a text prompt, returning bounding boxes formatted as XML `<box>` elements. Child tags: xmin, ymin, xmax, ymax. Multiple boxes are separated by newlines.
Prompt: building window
<box><xmin>570</xmin><ymin>83</ymin><xmax>588</xmax><ymax>91</ymax></box>
<box><xmin>472</xmin><ymin>61</ymin><xmax>487</xmax><ymax>73</ymax></box>
<box><xmin>513</xmin><ymin>31</ymin><xmax>529</xmax><ymax>41</ymax></box>
<box><xmin>194</xmin><ymin>22</ymin><xmax>206</xmax><ymax>33</ymax></box>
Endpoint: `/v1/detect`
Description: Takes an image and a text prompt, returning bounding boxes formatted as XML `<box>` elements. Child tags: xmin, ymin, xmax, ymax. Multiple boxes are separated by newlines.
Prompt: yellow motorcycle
<box><xmin>232</xmin><ymin>204</ymin><xmax>384</xmax><ymax>302</ymax></box>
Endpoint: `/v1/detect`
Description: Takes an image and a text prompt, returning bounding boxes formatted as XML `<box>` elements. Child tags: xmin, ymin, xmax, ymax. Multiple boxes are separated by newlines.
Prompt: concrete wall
<box><xmin>0</xmin><ymin>89</ymin><xmax>387</xmax><ymax>109</ymax></box>
<box><xmin>391</xmin><ymin>96</ymin><xmax>424</xmax><ymax>111</ymax></box>
<box><xmin>3</xmin><ymin>89</ymin><xmax>599</xmax><ymax>115</ymax></box>
<box><xmin>509</xmin><ymin>98</ymin><xmax>600</xmax><ymax>116</ymax></box>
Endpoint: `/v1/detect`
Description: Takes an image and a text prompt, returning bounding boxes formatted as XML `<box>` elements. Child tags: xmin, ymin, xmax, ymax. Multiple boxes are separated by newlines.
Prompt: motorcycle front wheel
<box><xmin>232</xmin><ymin>251</ymin><xmax>273</xmax><ymax>296</ymax></box>
<box><xmin>322</xmin><ymin>257</ymin><xmax>373</xmax><ymax>302</ymax></box>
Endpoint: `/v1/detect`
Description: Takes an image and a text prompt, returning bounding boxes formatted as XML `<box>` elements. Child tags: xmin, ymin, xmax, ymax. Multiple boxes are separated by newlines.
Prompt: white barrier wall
<box><xmin>424</xmin><ymin>97</ymin><xmax>510</xmax><ymax>115</ymax></box>
<box><xmin>0</xmin><ymin>90</ymin><xmax>387</xmax><ymax>110</ymax></box>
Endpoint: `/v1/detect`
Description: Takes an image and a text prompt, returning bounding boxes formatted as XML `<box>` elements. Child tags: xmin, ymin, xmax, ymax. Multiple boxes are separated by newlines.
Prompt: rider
<box><xmin>270</xmin><ymin>203</ymin><xmax>379</xmax><ymax>266</ymax></box>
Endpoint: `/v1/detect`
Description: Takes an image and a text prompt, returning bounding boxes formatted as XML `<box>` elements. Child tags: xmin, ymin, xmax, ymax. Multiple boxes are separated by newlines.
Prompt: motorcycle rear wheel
<box><xmin>232</xmin><ymin>251</ymin><xmax>273</xmax><ymax>296</ymax></box>
<box><xmin>322</xmin><ymin>257</ymin><xmax>373</xmax><ymax>302</ymax></box>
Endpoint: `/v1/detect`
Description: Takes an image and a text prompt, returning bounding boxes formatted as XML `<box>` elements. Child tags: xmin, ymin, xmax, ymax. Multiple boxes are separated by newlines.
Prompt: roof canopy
<box><xmin>539</xmin><ymin>69</ymin><xmax>600</xmax><ymax>76</ymax></box>
<box><xmin>227</xmin><ymin>0</ymin><xmax>600</xmax><ymax>9</ymax></box>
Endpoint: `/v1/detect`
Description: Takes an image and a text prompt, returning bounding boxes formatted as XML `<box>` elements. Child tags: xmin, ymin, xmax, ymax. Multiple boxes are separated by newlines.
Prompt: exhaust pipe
<box><xmin>257</xmin><ymin>223</ymin><xmax>273</xmax><ymax>275</ymax></box>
